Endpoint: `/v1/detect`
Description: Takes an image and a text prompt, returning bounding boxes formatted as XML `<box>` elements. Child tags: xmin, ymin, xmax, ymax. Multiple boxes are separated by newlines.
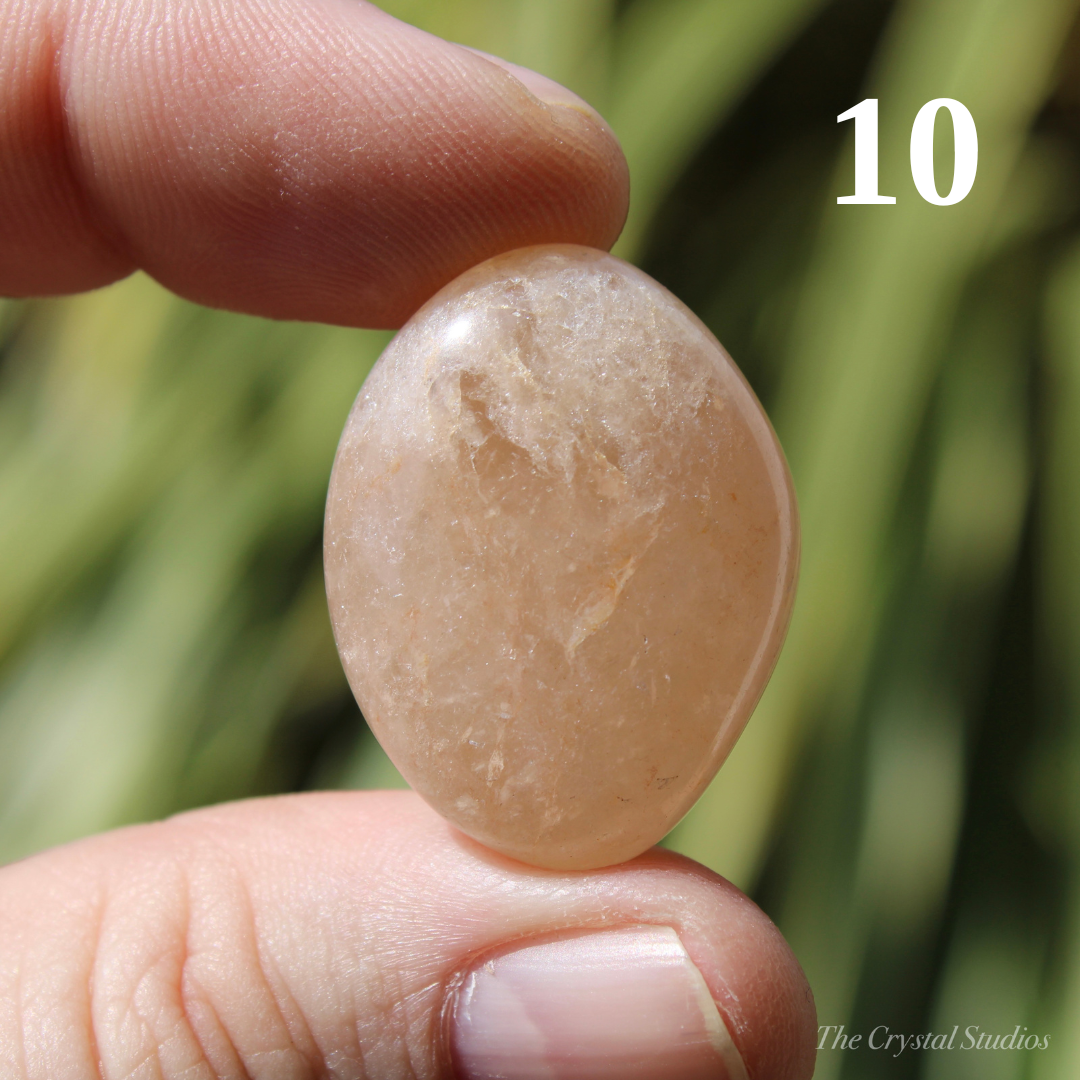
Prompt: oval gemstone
<box><xmin>324</xmin><ymin>245</ymin><xmax>798</xmax><ymax>869</ymax></box>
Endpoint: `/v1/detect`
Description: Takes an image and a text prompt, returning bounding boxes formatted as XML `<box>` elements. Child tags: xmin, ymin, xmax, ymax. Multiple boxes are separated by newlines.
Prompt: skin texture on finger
<box><xmin>0</xmin><ymin>0</ymin><xmax>628</xmax><ymax>327</ymax></box>
<box><xmin>0</xmin><ymin>791</ymin><xmax>816</xmax><ymax>1080</ymax></box>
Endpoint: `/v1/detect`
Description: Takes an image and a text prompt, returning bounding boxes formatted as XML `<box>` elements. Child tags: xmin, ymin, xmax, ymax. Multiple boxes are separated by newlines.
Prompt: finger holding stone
<box><xmin>0</xmin><ymin>791</ymin><xmax>816</xmax><ymax>1080</ymax></box>
<box><xmin>0</xmin><ymin>0</ymin><xmax>628</xmax><ymax>326</ymax></box>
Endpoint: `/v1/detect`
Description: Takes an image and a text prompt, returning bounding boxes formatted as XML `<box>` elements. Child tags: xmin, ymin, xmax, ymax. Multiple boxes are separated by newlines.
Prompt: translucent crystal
<box><xmin>325</xmin><ymin>245</ymin><xmax>798</xmax><ymax>869</ymax></box>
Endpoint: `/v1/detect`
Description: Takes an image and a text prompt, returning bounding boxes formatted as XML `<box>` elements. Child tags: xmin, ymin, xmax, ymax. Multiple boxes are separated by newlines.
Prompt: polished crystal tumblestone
<box><xmin>325</xmin><ymin>245</ymin><xmax>798</xmax><ymax>869</ymax></box>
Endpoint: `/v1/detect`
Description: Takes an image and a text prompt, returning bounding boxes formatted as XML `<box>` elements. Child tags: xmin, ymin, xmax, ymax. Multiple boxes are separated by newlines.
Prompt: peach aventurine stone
<box><xmin>324</xmin><ymin>245</ymin><xmax>798</xmax><ymax>869</ymax></box>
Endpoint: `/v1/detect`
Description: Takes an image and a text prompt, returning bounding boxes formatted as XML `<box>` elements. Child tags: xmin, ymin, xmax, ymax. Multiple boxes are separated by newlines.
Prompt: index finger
<box><xmin>1</xmin><ymin>0</ymin><xmax>628</xmax><ymax>327</ymax></box>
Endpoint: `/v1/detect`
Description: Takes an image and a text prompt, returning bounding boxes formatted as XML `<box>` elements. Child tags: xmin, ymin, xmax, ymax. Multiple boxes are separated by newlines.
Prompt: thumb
<box><xmin>1</xmin><ymin>791</ymin><xmax>816</xmax><ymax>1079</ymax></box>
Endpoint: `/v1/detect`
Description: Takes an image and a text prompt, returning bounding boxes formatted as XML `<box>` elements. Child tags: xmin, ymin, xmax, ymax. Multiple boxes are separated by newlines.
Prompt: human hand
<box><xmin>0</xmin><ymin>2</ymin><xmax>816</xmax><ymax>1077</ymax></box>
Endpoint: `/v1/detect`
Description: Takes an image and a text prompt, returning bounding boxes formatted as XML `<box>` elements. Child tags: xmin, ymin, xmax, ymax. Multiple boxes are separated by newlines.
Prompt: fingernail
<box><xmin>449</xmin><ymin>925</ymin><xmax>749</xmax><ymax>1080</ymax></box>
<box><xmin>460</xmin><ymin>46</ymin><xmax>610</xmax><ymax>125</ymax></box>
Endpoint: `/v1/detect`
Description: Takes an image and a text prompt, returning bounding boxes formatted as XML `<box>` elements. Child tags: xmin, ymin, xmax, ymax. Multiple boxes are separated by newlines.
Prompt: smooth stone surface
<box><xmin>325</xmin><ymin>245</ymin><xmax>798</xmax><ymax>869</ymax></box>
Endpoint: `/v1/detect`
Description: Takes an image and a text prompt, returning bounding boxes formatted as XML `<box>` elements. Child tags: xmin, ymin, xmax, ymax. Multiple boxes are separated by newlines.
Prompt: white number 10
<box><xmin>837</xmin><ymin>98</ymin><xmax>978</xmax><ymax>206</ymax></box>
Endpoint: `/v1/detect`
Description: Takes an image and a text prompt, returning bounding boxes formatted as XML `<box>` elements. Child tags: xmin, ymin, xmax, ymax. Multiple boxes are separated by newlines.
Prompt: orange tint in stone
<box><xmin>325</xmin><ymin>245</ymin><xmax>798</xmax><ymax>869</ymax></box>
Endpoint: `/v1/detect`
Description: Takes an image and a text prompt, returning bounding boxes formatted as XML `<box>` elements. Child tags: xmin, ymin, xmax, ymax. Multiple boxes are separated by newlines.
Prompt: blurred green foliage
<box><xmin>3</xmin><ymin>0</ymin><xmax>1080</xmax><ymax>1075</ymax></box>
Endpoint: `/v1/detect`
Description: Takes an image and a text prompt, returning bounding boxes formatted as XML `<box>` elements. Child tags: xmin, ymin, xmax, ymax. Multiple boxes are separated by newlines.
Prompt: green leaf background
<box><xmin>3</xmin><ymin>1</ymin><xmax>1080</xmax><ymax>1075</ymax></box>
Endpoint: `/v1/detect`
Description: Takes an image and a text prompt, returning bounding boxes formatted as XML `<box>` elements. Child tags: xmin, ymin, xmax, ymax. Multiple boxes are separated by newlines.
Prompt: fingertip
<box><xmin>341</xmin><ymin>34</ymin><xmax>630</xmax><ymax>326</ymax></box>
<box><xmin>390</xmin><ymin>804</ymin><xmax>817</xmax><ymax>1080</ymax></box>
<box><xmin>1</xmin><ymin>792</ymin><xmax>814</xmax><ymax>1080</ymax></box>
<box><xmin>652</xmin><ymin>852</ymin><xmax>818</xmax><ymax>1080</ymax></box>
<box><xmin>1</xmin><ymin>0</ymin><xmax>630</xmax><ymax>325</ymax></box>
<box><xmin>458</xmin><ymin>45</ymin><xmax>624</xmax><ymax>151</ymax></box>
